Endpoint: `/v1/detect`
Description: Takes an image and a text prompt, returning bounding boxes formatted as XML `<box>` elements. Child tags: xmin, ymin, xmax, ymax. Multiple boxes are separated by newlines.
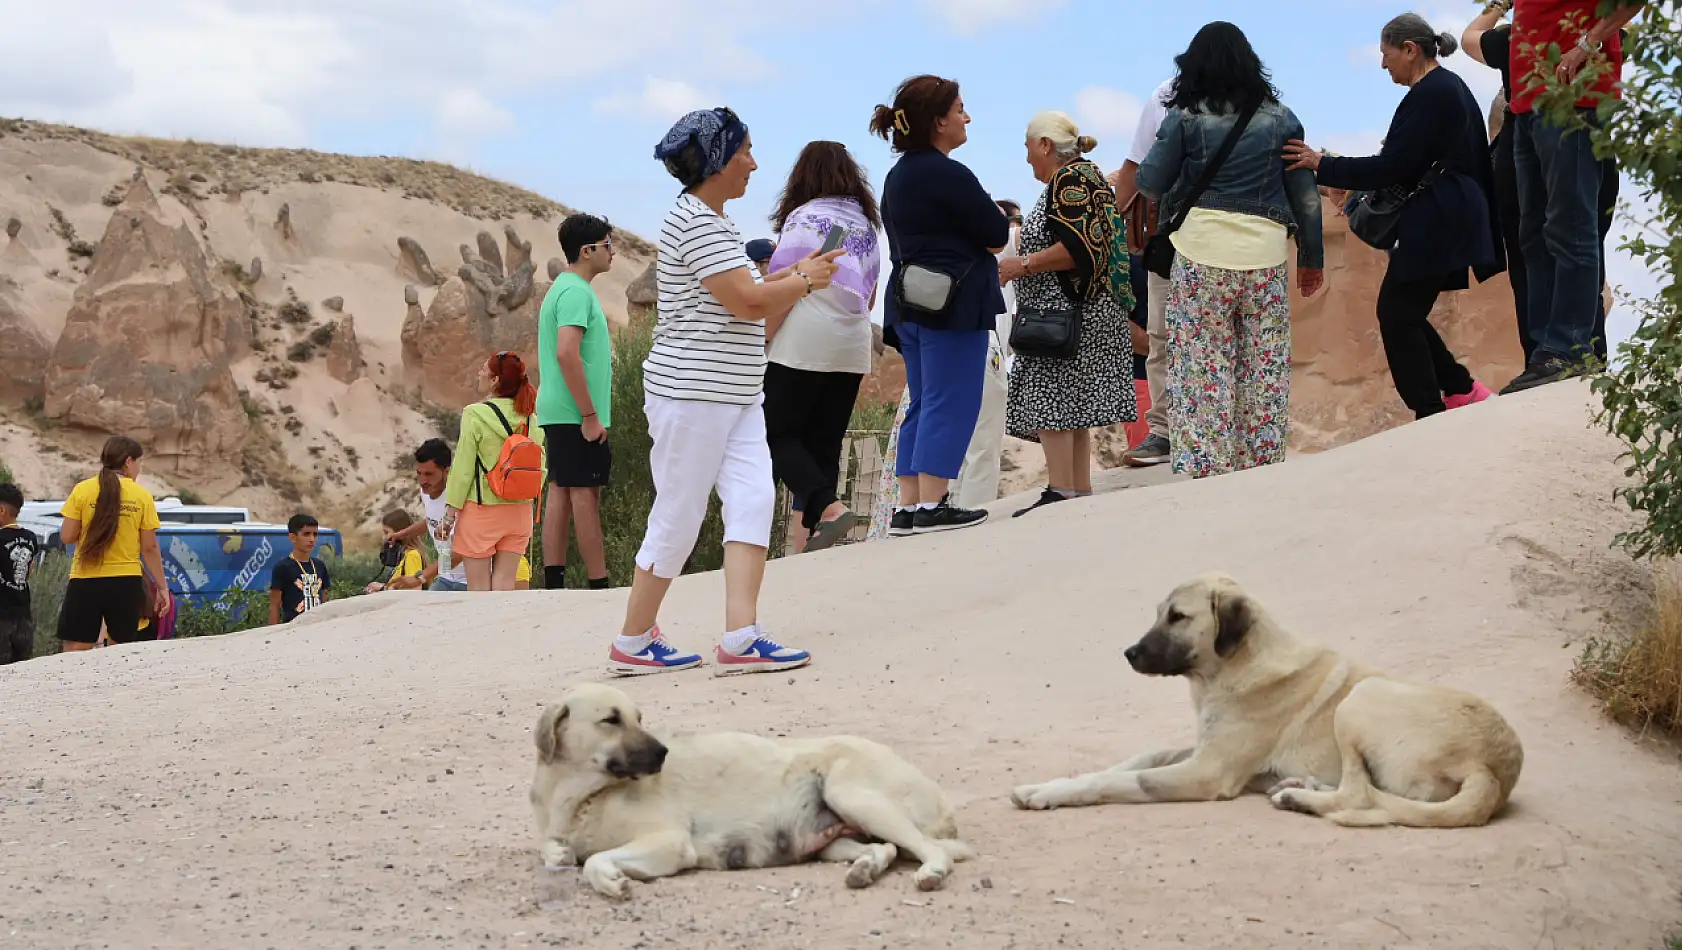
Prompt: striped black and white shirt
<box><xmin>645</xmin><ymin>194</ymin><xmax>764</xmax><ymax>405</ymax></box>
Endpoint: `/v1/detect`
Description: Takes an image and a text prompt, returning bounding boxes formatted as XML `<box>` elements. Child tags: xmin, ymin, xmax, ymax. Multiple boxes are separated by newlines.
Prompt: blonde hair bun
<box><xmin>1076</xmin><ymin>135</ymin><xmax>1098</xmax><ymax>153</ymax></box>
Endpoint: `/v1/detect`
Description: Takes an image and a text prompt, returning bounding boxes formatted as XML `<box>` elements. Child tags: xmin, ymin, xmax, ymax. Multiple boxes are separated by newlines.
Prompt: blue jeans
<box><xmin>894</xmin><ymin>322</ymin><xmax>988</xmax><ymax>481</ymax></box>
<box><xmin>430</xmin><ymin>576</ymin><xmax>468</xmax><ymax>592</ymax></box>
<box><xmin>1512</xmin><ymin>109</ymin><xmax>1605</xmax><ymax>363</ymax></box>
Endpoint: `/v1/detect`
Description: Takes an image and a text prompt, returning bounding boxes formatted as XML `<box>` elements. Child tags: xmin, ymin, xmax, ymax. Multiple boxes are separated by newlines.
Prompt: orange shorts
<box><xmin>453</xmin><ymin>501</ymin><xmax>533</xmax><ymax>559</ymax></box>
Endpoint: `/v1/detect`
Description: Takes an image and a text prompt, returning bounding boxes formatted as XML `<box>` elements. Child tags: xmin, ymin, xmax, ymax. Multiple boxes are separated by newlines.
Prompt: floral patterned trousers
<box><xmin>1164</xmin><ymin>255</ymin><xmax>1292</xmax><ymax>479</ymax></box>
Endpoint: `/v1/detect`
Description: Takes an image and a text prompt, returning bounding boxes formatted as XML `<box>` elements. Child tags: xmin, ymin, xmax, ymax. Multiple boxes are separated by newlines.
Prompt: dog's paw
<box><xmin>1265</xmin><ymin>777</ymin><xmax>1327</xmax><ymax>798</ymax></box>
<box><xmin>540</xmin><ymin>839</ymin><xmax>576</xmax><ymax>869</ymax></box>
<box><xmin>583</xmin><ymin>856</ymin><xmax>632</xmax><ymax>901</ymax></box>
<box><xmin>912</xmin><ymin>863</ymin><xmax>950</xmax><ymax>892</ymax></box>
<box><xmin>1269</xmin><ymin>788</ymin><xmax>1319</xmax><ymax>815</ymax></box>
<box><xmin>843</xmin><ymin>843</ymin><xmax>897</xmax><ymax>890</ymax></box>
<box><xmin>1010</xmin><ymin>782</ymin><xmax>1066</xmax><ymax>811</ymax></box>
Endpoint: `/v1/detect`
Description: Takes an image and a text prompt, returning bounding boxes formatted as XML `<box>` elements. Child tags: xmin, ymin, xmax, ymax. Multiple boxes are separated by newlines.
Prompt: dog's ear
<box><xmin>1211</xmin><ymin>585</ymin><xmax>1254</xmax><ymax>658</ymax></box>
<box><xmin>534</xmin><ymin>703</ymin><xmax>570</xmax><ymax>764</ymax></box>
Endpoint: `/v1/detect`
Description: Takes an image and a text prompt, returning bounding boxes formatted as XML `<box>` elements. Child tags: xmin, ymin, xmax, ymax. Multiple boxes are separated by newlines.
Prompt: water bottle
<box><xmin>534</xmin><ymin>863</ymin><xmax>578</xmax><ymax>909</ymax></box>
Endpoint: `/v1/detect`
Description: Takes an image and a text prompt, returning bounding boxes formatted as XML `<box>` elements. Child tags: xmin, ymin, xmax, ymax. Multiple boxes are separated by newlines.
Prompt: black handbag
<box><xmin>1008</xmin><ymin>303</ymin><xmax>1082</xmax><ymax>359</ymax></box>
<box><xmin>1346</xmin><ymin>165</ymin><xmax>1443</xmax><ymax>251</ymax></box>
<box><xmin>1142</xmin><ymin>100</ymin><xmax>1260</xmax><ymax>280</ymax></box>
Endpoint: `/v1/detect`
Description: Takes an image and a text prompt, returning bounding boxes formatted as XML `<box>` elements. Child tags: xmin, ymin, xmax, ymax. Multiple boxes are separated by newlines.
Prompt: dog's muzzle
<box><xmin>608</xmin><ymin>738</ymin><xmax>669</xmax><ymax>779</ymax></box>
<box><xmin>1126</xmin><ymin>632</ymin><xmax>1193</xmax><ymax>677</ymax></box>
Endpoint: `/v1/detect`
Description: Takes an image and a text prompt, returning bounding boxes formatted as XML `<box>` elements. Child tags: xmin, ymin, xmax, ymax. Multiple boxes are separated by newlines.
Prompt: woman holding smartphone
<box><xmin>762</xmin><ymin>140</ymin><xmax>883</xmax><ymax>553</ymax></box>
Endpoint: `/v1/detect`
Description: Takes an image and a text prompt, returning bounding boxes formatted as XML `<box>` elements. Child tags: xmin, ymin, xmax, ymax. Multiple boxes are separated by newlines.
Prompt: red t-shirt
<box><xmin>1510</xmin><ymin>0</ymin><xmax>1625</xmax><ymax>114</ymax></box>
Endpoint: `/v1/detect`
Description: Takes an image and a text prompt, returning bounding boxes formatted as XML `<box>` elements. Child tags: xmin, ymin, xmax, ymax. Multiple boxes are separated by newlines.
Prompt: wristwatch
<box><xmin>1577</xmin><ymin>33</ymin><xmax>1602</xmax><ymax>53</ymax></box>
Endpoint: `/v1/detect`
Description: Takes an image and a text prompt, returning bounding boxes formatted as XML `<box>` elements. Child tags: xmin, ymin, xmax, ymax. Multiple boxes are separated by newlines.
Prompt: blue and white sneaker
<box><xmin>713</xmin><ymin>630</ymin><xmax>812</xmax><ymax>677</ymax></box>
<box><xmin>609</xmin><ymin>627</ymin><xmax>703</xmax><ymax>676</ymax></box>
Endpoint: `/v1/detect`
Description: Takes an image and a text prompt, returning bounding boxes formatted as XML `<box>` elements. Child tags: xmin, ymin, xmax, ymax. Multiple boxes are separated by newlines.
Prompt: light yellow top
<box><xmin>62</xmin><ymin>476</ymin><xmax>161</xmax><ymax>580</ymax></box>
<box><xmin>1171</xmin><ymin>209</ymin><xmax>1289</xmax><ymax>271</ymax></box>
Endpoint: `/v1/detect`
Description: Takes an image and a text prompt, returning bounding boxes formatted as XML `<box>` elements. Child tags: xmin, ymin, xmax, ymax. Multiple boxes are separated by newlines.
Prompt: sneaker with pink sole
<box><xmin>1444</xmin><ymin>380</ymin><xmax>1494</xmax><ymax>411</ymax></box>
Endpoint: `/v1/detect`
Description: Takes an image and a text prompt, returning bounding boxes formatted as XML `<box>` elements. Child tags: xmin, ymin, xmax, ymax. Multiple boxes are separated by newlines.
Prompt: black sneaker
<box><xmin>1122</xmin><ymin>434</ymin><xmax>1171</xmax><ymax>467</ymax></box>
<box><xmin>1499</xmin><ymin>357</ymin><xmax>1576</xmax><ymax>395</ymax></box>
<box><xmin>912</xmin><ymin>496</ymin><xmax>988</xmax><ymax>534</ymax></box>
<box><xmin>1013</xmin><ymin>487</ymin><xmax>1068</xmax><ymax>518</ymax></box>
<box><xmin>888</xmin><ymin>508</ymin><xmax>915</xmax><ymax>537</ymax></box>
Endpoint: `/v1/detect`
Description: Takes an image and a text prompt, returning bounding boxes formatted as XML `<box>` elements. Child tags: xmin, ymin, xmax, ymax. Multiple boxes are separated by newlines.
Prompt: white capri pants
<box><xmin>635</xmin><ymin>392</ymin><xmax>776</xmax><ymax>579</ymax></box>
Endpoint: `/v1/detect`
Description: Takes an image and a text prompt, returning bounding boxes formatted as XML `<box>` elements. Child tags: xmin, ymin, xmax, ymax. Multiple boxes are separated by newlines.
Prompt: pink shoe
<box><xmin>1444</xmin><ymin>380</ymin><xmax>1493</xmax><ymax>411</ymax></box>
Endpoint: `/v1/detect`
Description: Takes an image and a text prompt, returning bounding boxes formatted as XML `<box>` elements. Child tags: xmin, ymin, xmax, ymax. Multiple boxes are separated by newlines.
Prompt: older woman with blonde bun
<box><xmin>998</xmin><ymin>110</ymin><xmax>1136</xmax><ymax>517</ymax></box>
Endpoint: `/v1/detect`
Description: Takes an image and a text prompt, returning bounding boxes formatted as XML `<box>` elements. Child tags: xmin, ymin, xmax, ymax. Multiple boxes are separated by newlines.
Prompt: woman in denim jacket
<box><xmin>1138</xmin><ymin>21</ymin><xmax>1324</xmax><ymax>480</ymax></box>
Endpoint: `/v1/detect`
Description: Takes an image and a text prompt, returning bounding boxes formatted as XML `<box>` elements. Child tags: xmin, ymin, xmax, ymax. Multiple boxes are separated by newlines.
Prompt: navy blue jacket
<box><xmin>1138</xmin><ymin>99</ymin><xmax>1325</xmax><ymax>269</ymax></box>
<box><xmin>1315</xmin><ymin>66</ymin><xmax>1505</xmax><ymax>289</ymax></box>
<box><xmin>881</xmin><ymin>149</ymin><xmax>1010</xmax><ymax>338</ymax></box>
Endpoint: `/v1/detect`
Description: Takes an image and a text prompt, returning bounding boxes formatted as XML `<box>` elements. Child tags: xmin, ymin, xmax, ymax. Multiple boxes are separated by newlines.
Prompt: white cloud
<box><xmin>0</xmin><ymin>0</ymin><xmax>784</xmax><ymax>149</ymax></box>
<box><xmin>1073</xmin><ymin>86</ymin><xmax>1144</xmax><ymax>148</ymax></box>
<box><xmin>593</xmin><ymin>78</ymin><xmax>716</xmax><ymax>122</ymax></box>
<box><xmin>921</xmin><ymin>0</ymin><xmax>1065</xmax><ymax>35</ymax></box>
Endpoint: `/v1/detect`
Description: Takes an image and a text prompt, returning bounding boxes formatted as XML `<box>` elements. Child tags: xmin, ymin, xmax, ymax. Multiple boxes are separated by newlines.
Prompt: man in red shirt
<box><xmin>1501</xmin><ymin>0</ymin><xmax>1643</xmax><ymax>394</ymax></box>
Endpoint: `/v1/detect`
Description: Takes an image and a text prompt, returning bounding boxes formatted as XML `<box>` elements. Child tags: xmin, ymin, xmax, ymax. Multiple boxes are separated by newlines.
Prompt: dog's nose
<box><xmin>651</xmin><ymin>742</ymin><xmax>669</xmax><ymax>769</ymax></box>
<box><xmin>1124</xmin><ymin>644</ymin><xmax>1141</xmax><ymax>663</ymax></box>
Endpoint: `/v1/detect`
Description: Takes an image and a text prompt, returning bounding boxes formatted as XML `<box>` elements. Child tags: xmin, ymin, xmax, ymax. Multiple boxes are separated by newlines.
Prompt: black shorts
<box><xmin>57</xmin><ymin>576</ymin><xmax>147</xmax><ymax>644</ymax></box>
<box><xmin>0</xmin><ymin>614</ymin><xmax>34</xmax><ymax>664</ymax></box>
<box><xmin>543</xmin><ymin>424</ymin><xmax>612</xmax><ymax>488</ymax></box>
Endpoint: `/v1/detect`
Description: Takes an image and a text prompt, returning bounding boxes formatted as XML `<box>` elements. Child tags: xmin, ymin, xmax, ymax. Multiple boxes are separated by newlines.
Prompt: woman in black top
<box><xmin>1463</xmin><ymin>2</ymin><xmax>1620</xmax><ymax>363</ymax></box>
<box><xmin>1286</xmin><ymin>13</ymin><xmax>1506</xmax><ymax>420</ymax></box>
<box><xmin>871</xmin><ymin>74</ymin><xmax>1011</xmax><ymax>536</ymax></box>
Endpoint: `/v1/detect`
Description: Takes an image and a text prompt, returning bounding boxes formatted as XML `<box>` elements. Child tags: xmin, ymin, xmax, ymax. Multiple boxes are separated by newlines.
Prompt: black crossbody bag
<box><xmin>1142</xmin><ymin>100</ymin><xmax>1260</xmax><ymax>280</ymax></box>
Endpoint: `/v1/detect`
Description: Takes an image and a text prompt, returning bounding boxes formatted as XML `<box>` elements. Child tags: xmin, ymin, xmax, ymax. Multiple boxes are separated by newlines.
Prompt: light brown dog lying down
<box><xmin>1010</xmin><ymin>572</ymin><xmax>1524</xmax><ymax>827</ymax></box>
<box><xmin>531</xmin><ymin>683</ymin><xmax>974</xmax><ymax>900</ymax></box>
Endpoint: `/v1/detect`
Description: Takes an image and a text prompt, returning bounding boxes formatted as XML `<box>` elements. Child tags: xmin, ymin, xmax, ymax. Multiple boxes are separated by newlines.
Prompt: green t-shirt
<box><xmin>536</xmin><ymin>272</ymin><xmax>613</xmax><ymax>429</ymax></box>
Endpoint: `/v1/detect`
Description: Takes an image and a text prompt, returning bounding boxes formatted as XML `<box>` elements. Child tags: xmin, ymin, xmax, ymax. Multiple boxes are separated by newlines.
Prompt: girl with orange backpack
<box><xmin>437</xmin><ymin>352</ymin><xmax>547</xmax><ymax>591</ymax></box>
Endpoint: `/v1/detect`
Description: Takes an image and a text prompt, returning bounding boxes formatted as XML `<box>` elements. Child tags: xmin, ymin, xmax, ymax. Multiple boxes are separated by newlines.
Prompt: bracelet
<box><xmin>582</xmin><ymin>412</ymin><xmax>597</xmax><ymax>419</ymax></box>
<box><xmin>797</xmin><ymin>271</ymin><xmax>814</xmax><ymax>296</ymax></box>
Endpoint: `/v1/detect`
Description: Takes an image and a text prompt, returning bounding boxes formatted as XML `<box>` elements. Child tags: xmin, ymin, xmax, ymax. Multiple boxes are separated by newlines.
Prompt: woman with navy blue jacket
<box><xmin>1286</xmin><ymin>13</ymin><xmax>1506</xmax><ymax>420</ymax></box>
<box><xmin>871</xmin><ymin>74</ymin><xmax>1011</xmax><ymax>536</ymax></box>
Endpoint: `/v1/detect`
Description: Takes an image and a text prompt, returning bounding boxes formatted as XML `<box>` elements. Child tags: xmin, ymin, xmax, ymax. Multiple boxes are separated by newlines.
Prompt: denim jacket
<box><xmin>1138</xmin><ymin>100</ymin><xmax>1324</xmax><ymax>269</ymax></box>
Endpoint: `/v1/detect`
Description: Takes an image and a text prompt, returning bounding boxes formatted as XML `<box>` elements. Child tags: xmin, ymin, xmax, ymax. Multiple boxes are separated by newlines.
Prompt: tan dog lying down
<box><xmin>1010</xmin><ymin>572</ymin><xmax>1524</xmax><ymax>827</ymax></box>
<box><xmin>531</xmin><ymin>683</ymin><xmax>974</xmax><ymax>900</ymax></box>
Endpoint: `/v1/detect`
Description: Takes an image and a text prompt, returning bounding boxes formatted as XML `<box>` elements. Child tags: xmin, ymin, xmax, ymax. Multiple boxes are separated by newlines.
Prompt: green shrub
<box><xmin>174</xmin><ymin>590</ymin><xmax>269</xmax><ymax>639</ymax></box>
<box><xmin>29</xmin><ymin>549</ymin><xmax>71</xmax><ymax>657</ymax></box>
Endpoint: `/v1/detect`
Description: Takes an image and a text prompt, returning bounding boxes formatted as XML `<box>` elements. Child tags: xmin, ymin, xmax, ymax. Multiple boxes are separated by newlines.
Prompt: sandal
<box><xmin>803</xmin><ymin>510</ymin><xmax>860</xmax><ymax>552</ymax></box>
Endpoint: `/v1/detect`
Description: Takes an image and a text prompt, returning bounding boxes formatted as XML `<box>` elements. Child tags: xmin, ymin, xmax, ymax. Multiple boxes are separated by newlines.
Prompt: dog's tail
<box><xmin>936</xmin><ymin>838</ymin><xmax>977</xmax><ymax>862</ymax></box>
<box><xmin>1325</xmin><ymin>767</ymin><xmax>1508</xmax><ymax>829</ymax></box>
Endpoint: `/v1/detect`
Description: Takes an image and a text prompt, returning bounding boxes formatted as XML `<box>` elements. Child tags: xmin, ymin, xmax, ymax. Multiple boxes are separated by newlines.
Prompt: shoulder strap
<box><xmin>1164</xmin><ymin>100</ymin><xmax>1261</xmax><ymax>234</ymax></box>
<box><xmin>482</xmin><ymin>400</ymin><xmax>517</xmax><ymax>437</ymax></box>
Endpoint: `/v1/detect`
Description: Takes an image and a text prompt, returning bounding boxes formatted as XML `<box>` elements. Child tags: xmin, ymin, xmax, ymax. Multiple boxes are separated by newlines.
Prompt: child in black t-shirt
<box><xmin>0</xmin><ymin>483</ymin><xmax>41</xmax><ymax>663</ymax></box>
<box><xmin>269</xmin><ymin>513</ymin><xmax>330</xmax><ymax>625</ymax></box>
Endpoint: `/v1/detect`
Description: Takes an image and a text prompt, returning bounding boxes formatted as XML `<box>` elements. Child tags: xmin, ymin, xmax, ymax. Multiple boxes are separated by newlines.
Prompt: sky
<box><xmin>0</xmin><ymin>0</ymin><xmax>1658</xmax><ymax>344</ymax></box>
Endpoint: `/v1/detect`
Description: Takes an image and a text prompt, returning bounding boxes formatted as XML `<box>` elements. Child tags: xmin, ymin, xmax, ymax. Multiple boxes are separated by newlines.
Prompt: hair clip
<box><xmin>893</xmin><ymin>109</ymin><xmax>911</xmax><ymax>135</ymax></box>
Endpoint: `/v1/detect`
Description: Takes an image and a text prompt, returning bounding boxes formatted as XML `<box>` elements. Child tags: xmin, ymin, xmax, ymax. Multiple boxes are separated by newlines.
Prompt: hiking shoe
<box><xmin>912</xmin><ymin>496</ymin><xmax>989</xmax><ymax>534</ymax></box>
<box><xmin>1499</xmin><ymin>358</ymin><xmax>1576</xmax><ymax>395</ymax></box>
<box><xmin>714</xmin><ymin>631</ymin><xmax>811</xmax><ymax>677</ymax></box>
<box><xmin>1443</xmin><ymin>380</ymin><xmax>1494</xmax><ymax>411</ymax></box>
<box><xmin>1122</xmin><ymin>434</ymin><xmax>1171</xmax><ymax>467</ymax></box>
<box><xmin>888</xmin><ymin>508</ymin><xmax>915</xmax><ymax>537</ymax></box>
<box><xmin>609</xmin><ymin>628</ymin><xmax>703</xmax><ymax>676</ymax></box>
<box><xmin>1013</xmin><ymin>487</ymin><xmax>1068</xmax><ymax>518</ymax></box>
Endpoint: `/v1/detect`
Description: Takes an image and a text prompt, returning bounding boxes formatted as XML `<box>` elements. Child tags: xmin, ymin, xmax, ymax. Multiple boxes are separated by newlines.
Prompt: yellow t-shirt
<box><xmin>516</xmin><ymin>556</ymin><xmax>531</xmax><ymax>583</ymax></box>
<box><xmin>394</xmin><ymin>548</ymin><xmax>423</xmax><ymax>581</ymax></box>
<box><xmin>1171</xmin><ymin>208</ymin><xmax>1289</xmax><ymax>271</ymax></box>
<box><xmin>62</xmin><ymin>476</ymin><xmax>161</xmax><ymax>580</ymax></box>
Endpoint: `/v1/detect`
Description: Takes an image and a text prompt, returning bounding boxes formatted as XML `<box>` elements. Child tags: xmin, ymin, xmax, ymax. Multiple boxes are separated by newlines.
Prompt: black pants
<box><xmin>1376</xmin><ymin>267</ymin><xmax>1475</xmax><ymax>419</ymax></box>
<box><xmin>1498</xmin><ymin>121</ymin><xmax>1619</xmax><ymax>363</ymax></box>
<box><xmin>762</xmin><ymin>363</ymin><xmax>862</xmax><ymax>533</ymax></box>
<box><xmin>0</xmin><ymin>615</ymin><xmax>33</xmax><ymax>663</ymax></box>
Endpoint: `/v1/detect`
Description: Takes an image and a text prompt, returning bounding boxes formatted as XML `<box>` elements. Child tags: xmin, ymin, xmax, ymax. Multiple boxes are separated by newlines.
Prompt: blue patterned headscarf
<box><xmin>653</xmin><ymin>107</ymin><xmax>749</xmax><ymax>188</ymax></box>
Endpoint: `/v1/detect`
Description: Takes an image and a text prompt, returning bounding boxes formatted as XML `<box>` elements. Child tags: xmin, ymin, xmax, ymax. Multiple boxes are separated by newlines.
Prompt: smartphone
<box><xmin>819</xmin><ymin>226</ymin><xmax>848</xmax><ymax>255</ymax></box>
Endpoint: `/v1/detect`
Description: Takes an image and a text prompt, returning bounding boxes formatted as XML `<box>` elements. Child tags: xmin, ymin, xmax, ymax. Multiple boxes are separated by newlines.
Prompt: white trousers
<box><xmin>635</xmin><ymin>393</ymin><xmax>775</xmax><ymax>580</ymax></box>
<box><xmin>951</xmin><ymin>332</ymin><xmax>1008</xmax><ymax>510</ymax></box>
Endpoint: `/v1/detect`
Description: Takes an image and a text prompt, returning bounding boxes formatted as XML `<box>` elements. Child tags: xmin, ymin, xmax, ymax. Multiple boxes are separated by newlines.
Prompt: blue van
<box><xmin>153</xmin><ymin>523</ymin><xmax>344</xmax><ymax>604</ymax></box>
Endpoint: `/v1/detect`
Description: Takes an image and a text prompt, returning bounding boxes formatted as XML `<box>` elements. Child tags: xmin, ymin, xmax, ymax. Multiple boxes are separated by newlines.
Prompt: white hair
<box><xmin>1026</xmin><ymin>110</ymin><xmax>1097</xmax><ymax>161</ymax></box>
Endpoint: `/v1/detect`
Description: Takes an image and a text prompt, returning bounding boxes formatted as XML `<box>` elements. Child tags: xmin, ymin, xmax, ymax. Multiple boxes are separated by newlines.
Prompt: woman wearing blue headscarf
<box><xmin>609</xmin><ymin>107</ymin><xmax>843</xmax><ymax>679</ymax></box>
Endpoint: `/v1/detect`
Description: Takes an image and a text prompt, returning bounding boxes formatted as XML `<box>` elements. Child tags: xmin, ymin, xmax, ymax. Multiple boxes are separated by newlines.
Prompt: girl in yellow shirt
<box><xmin>58</xmin><ymin>436</ymin><xmax>170</xmax><ymax>650</ymax></box>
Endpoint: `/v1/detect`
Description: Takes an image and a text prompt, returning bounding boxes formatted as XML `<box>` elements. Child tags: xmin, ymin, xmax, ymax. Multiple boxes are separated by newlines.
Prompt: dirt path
<box><xmin>3</xmin><ymin>381</ymin><xmax>1679</xmax><ymax>949</ymax></box>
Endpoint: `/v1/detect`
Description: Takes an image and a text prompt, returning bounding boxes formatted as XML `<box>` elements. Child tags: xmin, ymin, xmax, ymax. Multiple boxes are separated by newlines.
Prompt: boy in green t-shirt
<box><xmin>536</xmin><ymin>213</ymin><xmax>616</xmax><ymax>591</ymax></box>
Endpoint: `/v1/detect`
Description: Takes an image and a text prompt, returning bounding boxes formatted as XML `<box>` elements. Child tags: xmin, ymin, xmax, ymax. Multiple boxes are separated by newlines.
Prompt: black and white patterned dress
<box><xmin>1005</xmin><ymin>185</ymin><xmax>1137</xmax><ymax>441</ymax></box>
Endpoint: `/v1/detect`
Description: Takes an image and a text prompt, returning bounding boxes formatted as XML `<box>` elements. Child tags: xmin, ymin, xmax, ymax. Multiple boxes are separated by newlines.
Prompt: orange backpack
<box><xmin>475</xmin><ymin>401</ymin><xmax>544</xmax><ymax>506</ymax></box>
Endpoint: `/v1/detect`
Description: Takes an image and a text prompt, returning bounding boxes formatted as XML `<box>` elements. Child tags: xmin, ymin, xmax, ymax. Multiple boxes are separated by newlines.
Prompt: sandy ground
<box><xmin>3</xmin><ymin>381</ymin><xmax>1680</xmax><ymax>949</ymax></box>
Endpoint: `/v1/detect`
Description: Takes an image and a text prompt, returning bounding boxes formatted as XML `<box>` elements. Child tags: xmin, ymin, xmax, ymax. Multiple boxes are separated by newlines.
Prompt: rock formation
<box><xmin>401</xmin><ymin>274</ymin><xmax>550</xmax><ymax>407</ymax></box>
<box><xmin>500</xmin><ymin>261</ymin><xmax>535</xmax><ymax>311</ymax></box>
<box><xmin>400</xmin><ymin>284</ymin><xmax>425</xmax><ymax>384</ymax></box>
<box><xmin>323</xmin><ymin>316</ymin><xmax>366</xmax><ymax>384</ymax></box>
<box><xmin>276</xmin><ymin>202</ymin><xmax>293</xmax><ymax>240</ymax></box>
<box><xmin>43</xmin><ymin>175</ymin><xmax>249</xmax><ymax>469</ymax></box>
<box><xmin>397</xmin><ymin>236</ymin><xmax>438</xmax><ymax>285</ymax></box>
<box><xmin>475</xmin><ymin>230</ymin><xmax>504</xmax><ymax>279</ymax></box>
<box><xmin>0</xmin><ymin>286</ymin><xmax>50</xmax><ymax>403</ymax></box>
<box><xmin>5</xmin><ymin>217</ymin><xmax>19</xmax><ymax>240</ymax></box>
<box><xmin>626</xmin><ymin>261</ymin><xmax>657</xmax><ymax>329</ymax></box>
<box><xmin>322</xmin><ymin>295</ymin><xmax>344</xmax><ymax>312</ymax></box>
<box><xmin>248</xmin><ymin>256</ymin><xmax>263</xmax><ymax>283</ymax></box>
<box><xmin>504</xmin><ymin>224</ymin><xmax>532</xmax><ymax>275</ymax></box>
<box><xmin>546</xmin><ymin>257</ymin><xmax>564</xmax><ymax>281</ymax></box>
